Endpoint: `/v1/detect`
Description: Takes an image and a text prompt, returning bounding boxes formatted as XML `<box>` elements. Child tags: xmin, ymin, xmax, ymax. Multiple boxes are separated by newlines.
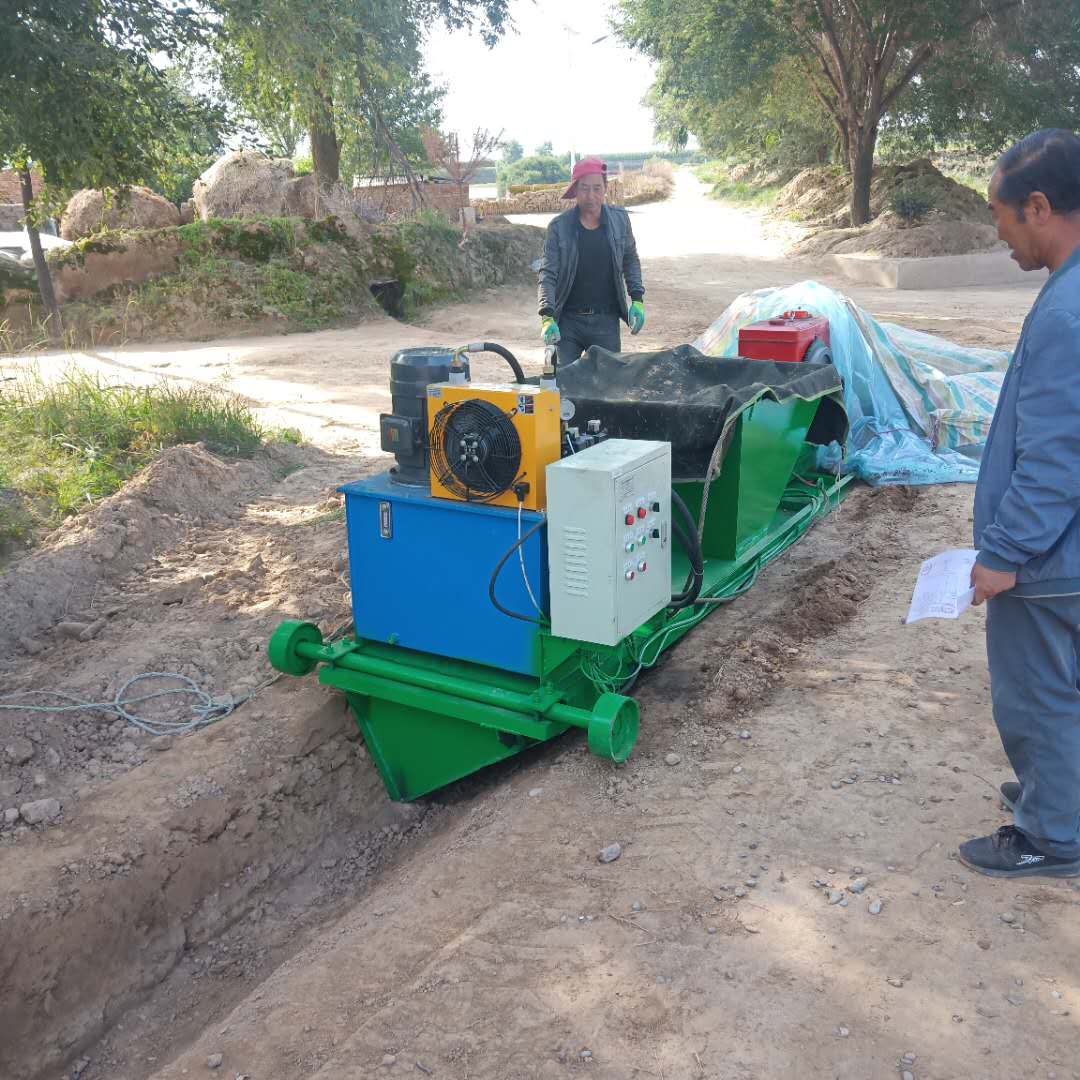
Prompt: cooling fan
<box><xmin>430</xmin><ymin>398</ymin><xmax>523</xmax><ymax>502</ymax></box>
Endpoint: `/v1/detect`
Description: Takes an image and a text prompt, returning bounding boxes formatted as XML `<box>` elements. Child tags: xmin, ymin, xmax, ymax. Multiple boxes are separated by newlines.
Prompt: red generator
<box><xmin>738</xmin><ymin>309</ymin><xmax>831</xmax><ymax>364</ymax></box>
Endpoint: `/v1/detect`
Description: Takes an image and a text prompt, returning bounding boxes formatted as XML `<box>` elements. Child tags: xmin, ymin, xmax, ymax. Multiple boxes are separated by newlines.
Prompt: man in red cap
<box><xmin>537</xmin><ymin>156</ymin><xmax>645</xmax><ymax>366</ymax></box>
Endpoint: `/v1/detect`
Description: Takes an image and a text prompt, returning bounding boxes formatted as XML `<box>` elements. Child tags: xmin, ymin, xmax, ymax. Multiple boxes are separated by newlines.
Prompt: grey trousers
<box><xmin>986</xmin><ymin>591</ymin><xmax>1080</xmax><ymax>857</ymax></box>
<box><xmin>556</xmin><ymin>312</ymin><xmax>622</xmax><ymax>368</ymax></box>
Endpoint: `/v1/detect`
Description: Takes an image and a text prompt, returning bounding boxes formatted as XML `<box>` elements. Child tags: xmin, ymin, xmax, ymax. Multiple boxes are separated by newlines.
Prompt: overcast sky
<box><xmin>423</xmin><ymin>0</ymin><xmax>664</xmax><ymax>156</ymax></box>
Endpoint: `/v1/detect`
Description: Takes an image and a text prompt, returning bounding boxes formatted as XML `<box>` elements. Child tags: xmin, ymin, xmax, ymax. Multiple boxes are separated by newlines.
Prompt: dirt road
<box><xmin>3</xmin><ymin>175</ymin><xmax>1077</xmax><ymax>1080</ymax></box>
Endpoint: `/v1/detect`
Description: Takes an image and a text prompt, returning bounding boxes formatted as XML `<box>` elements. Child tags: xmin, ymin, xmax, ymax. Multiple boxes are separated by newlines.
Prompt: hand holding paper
<box><xmin>905</xmin><ymin>549</ymin><xmax>977</xmax><ymax>624</ymax></box>
<box><xmin>970</xmin><ymin>562</ymin><xmax>1017</xmax><ymax>605</ymax></box>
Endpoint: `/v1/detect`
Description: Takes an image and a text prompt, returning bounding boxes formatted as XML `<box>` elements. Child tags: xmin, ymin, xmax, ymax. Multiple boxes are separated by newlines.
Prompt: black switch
<box><xmin>651</xmin><ymin>501</ymin><xmax>660</xmax><ymax>512</ymax></box>
<box><xmin>651</xmin><ymin>528</ymin><xmax>660</xmax><ymax>539</ymax></box>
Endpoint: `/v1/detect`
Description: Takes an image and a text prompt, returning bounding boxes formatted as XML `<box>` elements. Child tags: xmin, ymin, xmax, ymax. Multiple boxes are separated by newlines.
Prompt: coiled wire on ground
<box><xmin>0</xmin><ymin>621</ymin><xmax>356</xmax><ymax>737</ymax></box>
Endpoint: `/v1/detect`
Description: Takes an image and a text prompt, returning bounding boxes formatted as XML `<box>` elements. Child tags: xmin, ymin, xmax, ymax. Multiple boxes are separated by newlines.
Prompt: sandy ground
<box><xmin>3</xmin><ymin>171</ymin><xmax>1076</xmax><ymax>1080</ymax></box>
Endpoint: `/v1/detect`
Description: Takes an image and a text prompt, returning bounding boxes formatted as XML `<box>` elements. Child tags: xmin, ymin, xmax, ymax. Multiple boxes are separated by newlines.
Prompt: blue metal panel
<box><xmin>339</xmin><ymin>472</ymin><xmax>548</xmax><ymax>676</ymax></box>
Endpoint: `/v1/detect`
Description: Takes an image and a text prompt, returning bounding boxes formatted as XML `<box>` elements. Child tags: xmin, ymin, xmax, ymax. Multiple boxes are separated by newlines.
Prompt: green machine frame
<box><xmin>269</xmin><ymin>394</ymin><xmax>850</xmax><ymax>801</ymax></box>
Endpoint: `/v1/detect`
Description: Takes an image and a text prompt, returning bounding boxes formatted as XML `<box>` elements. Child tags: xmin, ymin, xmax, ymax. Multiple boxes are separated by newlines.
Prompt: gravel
<box><xmin>19</xmin><ymin>797</ymin><xmax>61</xmax><ymax>825</ymax></box>
<box><xmin>868</xmin><ymin>899</ymin><xmax>883</xmax><ymax>915</ymax></box>
<box><xmin>4</xmin><ymin>737</ymin><xmax>34</xmax><ymax>766</ymax></box>
<box><xmin>207</xmin><ymin>1053</ymin><xmax>223</xmax><ymax>1070</ymax></box>
<box><xmin>597</xmin><ymin>842</ymin><xmax>623</xmax><ymax>863</ymax></box>
<box><xmin>665</xmin><ymin>752</ymin><xmax>682</xmax><ymax>766</ymax></box>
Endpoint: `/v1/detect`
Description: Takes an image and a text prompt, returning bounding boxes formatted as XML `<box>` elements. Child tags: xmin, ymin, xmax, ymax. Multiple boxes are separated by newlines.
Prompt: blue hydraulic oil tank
<box><xmin>339</xmin><ymin>472</ymin><xmax>548</xmax><ymax>676</ymax></box>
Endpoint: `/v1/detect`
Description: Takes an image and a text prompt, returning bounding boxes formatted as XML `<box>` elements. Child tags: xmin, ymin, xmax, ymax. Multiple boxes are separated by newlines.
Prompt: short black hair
<box><xmin>995</xmin><ymin>129</ymin><xmax>1080</xmax><ymax>215</ymax></box>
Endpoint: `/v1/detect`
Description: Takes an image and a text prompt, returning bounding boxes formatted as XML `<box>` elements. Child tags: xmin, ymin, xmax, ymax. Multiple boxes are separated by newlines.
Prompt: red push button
<box><xmin>637</xmin><ymin>507</ymin><xmax>647</xmax><ymax>519</ymax></box>
<box><xmin>624</xmin><ymin>513</ymin><xmax>634</xmax><ymax>526</ymax></box>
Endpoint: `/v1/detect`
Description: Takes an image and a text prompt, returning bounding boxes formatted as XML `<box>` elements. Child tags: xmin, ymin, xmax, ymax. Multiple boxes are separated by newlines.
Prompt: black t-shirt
<box><xmin>564</xmin><ymin>218</ymin><xmax>620</xmax><ymax>314</ymax></box>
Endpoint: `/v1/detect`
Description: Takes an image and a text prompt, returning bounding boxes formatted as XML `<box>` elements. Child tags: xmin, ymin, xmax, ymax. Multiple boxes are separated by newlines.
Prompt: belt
<box><xmin>565</xmin><ymin>307</ymin><xmax>617</xmax><ymax>316</ymax></box>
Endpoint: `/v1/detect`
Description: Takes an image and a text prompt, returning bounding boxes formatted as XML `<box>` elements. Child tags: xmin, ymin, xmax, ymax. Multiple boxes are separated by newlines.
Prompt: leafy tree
<box><xmin>617</xmin><ymin>0</ymin><xmax>1080</xmax><ymax>225</ymax></box>
<box><xmin>534</xmin><ymin>140</ymin><xmax>555</xmax><ymax>156</ymax></box>
<box><xmin>497</xmin><ymin>154</ymin><xmax>571</xmax><ymax>188</ymax></box>
<box><xmin>153</xmin><ymin>65</ymin><xmax>232</xmax><ymax>206</ymax></box>
<box><xmin>215</xmin><ymin>0</ymin><xmax>510</xmax><ymax>191</ymax></box>
<box><xmin>1</xmin><ymin>1</ymin><xmax>215</xmax><ymax>333</ymax></box>
<box><xmin>500</xmin><ymin>138</ymin><xmax>524</xmax><ymax>163</ymax></box>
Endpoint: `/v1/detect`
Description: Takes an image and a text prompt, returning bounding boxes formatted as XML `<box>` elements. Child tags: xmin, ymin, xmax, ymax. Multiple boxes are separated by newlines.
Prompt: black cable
<box><xmin>669</xmin><ymin>524</ymin><xmax>704</xmax><ymax>608</ymax></box>
<box><xmin>670</xmin><ymin>521</ymin><xmax>701</xmax><ymax>599</ymax></box>
<box><xmin>669</xmin><ymin>489</ymin><xmax>704</xmax><ymax>608</ymax></box>
<box><xmin>479</xmin><ymin>342</ymin><xmax>526</xmax><ymax>383</ymax></box>
<box><xmin>489</xmin><ymin>514</ymin><xmax>547</xmax><ymax>624</ymax></box>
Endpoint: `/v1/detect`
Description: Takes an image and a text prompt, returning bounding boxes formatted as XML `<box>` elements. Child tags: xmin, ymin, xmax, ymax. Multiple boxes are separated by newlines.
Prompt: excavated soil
<box><xmin>779</xmin><ymin>159</ymin><xmax>1000</xmax><ymax>259</ymax></box>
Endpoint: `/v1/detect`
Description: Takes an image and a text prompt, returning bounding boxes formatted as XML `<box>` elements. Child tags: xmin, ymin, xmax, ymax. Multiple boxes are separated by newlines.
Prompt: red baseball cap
<box><xmin>562</xmin><ymin>157</ymin><xmax>607</xmax><ymax>199</ymax></box>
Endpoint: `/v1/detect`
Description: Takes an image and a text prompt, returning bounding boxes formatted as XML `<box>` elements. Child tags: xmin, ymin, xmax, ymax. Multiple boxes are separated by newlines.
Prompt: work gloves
<box><xmin>629</xmin><ymin>301</ymin><xmax>646</xmax><ymax>335</ymax></box>
<box><xmin>541</xmin><ymin>316</ymin><xmax>561</xmax><ymax>344</ymax></box>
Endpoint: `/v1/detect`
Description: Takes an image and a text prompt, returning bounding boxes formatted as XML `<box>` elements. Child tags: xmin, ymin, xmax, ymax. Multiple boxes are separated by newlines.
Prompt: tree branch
<box><xmin>790</xmin><ymin>18</ymin><xmax>848</xmax><ymax>111</ymax></box>
<box><xmin>812</xmin><ymin>0</ymin><xmax>854</xmax><ymax>107</ymax></box>
<box><xmin>880</xmin><ymin>42</ymin><xmax>934</xmax><ymax>112</ymax></box>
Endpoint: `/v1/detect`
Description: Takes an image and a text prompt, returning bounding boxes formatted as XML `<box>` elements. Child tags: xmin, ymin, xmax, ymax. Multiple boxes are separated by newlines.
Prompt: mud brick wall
<box><xmin>353</xmin><ymin>181</ymin><xmax>466</xmax><ymax>221</ymax></box>
<box><xmin>0</xmin><ymin>169</ymin><xmax>41</xmax><ymax>203</ymax></box>
<box><xmin>471</xmin><ymin>173</ymin><xmax>673</xmax><ymax>217</ymax></box>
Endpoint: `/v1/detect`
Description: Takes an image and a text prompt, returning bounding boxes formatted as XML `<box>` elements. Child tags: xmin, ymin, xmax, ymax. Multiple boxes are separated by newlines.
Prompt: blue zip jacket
<box><xmin>974</xmin><ymin>243</ymin><xmax>1080</xmax><ymax>596</ymax></box>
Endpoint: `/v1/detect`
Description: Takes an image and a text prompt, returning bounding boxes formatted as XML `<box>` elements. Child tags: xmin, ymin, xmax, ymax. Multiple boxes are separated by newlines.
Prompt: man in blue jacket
<box><xmin>962</xmin><ymin>129</ymin><xmax>1080</xmax><ymax>878</ymax></box>
<box><xmin>537</xmin><ymin>157</ymin><xmax>645</xmax><ymax>367</ymax></box>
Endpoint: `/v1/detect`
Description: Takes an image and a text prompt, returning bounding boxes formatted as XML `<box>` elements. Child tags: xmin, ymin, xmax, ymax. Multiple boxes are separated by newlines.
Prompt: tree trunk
<box><xmin>18</xmin><ymin>167</ymin><xmax>62</xmax><ymax>340</ymax></box>
<box><xmin>848</xmin><ymin>127</ymin><xmax>877</xmax><ymax>227</ymax></box>
<box><xmin>309</xmin><ymin>118</ymin><xmax>341</xmax><ymax>189</ymax></box>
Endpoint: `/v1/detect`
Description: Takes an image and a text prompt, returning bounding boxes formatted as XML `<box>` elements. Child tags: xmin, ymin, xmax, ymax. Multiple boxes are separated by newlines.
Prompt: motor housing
<box><xmin>381</xmin><ymin>347</ymin><xmax>468</xmax><ymax>485</ymax></box>
<box><xmin>738</xmin><ymin>310</ymin><xmax>831</xmax><ymax>363</ymax></box>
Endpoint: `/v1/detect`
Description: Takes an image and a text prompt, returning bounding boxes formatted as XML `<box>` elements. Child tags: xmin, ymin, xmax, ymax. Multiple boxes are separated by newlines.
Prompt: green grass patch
<box><xmin>693</xmin><ymin>161</ymin><xmax>784</xmax><ymax>208</ymax></box>
<box><xmin>692</xmin><ymin>161</ymin><xmax>729</xmax><ymax>186</ymax></box>
<box><xmin>943</xmin><ymin>173</ymin><xmax>989</xmax><ymax>196</ymax></box>
<box><xmin>0</xmin><ymin>369</ymin><xmax>276</xmax><ymax>549</ymax></box>
<box><xmin>708</xmin><ymin>179</ymin><xmax>784</xmax><ymax>208</ymax></box>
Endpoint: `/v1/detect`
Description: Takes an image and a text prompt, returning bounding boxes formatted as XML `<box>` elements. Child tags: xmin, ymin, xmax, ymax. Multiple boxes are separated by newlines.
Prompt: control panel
<box><xmin>546</xmin><ymin>439</ymin><xmax>672</xmax><ymax>646</ymax></box>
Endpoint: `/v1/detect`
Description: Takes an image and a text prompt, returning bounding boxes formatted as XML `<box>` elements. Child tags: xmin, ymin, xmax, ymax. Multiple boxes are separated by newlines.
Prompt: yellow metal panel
<box><xmin>426</xmin><ymin>382</ymin><xmax>561</xmax><ymax>510</ymax></box>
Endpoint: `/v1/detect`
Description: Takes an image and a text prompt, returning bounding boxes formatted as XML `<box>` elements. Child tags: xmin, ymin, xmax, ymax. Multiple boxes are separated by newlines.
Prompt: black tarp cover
<box><xmin>555</xmin><ymin>344</ymin><xmax>848</xmax><ymax>480</ymax></box>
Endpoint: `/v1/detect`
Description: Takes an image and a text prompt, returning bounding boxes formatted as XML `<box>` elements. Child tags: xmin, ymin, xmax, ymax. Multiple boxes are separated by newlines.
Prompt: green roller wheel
<box><xmin>268</xmin><ymin>620</ymin><xmax>324</xmax><ymax>676</ymax></box>
<box><xmin>587</xmin><ymin>692</ymin><xmax>640</xmax><ymax>763</ymax></box>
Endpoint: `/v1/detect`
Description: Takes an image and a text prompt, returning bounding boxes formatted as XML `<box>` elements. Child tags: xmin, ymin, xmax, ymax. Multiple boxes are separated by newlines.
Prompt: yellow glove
<box><xmin>541</xmin><ymin>316</ymin><xmax>561</xmax><ymax>344</ymax></box>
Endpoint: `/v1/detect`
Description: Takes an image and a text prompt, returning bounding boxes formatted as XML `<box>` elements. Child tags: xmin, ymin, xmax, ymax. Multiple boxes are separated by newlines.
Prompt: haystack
<box><xmin>192</xmin><ymin>151</ymin><xmax>295</xmax><ymax>221</ymax></box>
<box><xmin>60</xmin><ymin>186</ymin><xmax>180</xmax><ymax>240</ymax></box>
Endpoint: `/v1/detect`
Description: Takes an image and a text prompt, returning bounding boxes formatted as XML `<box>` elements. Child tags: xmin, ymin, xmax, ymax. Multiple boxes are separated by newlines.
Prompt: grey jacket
<box><xmin>974</xmin><ymin>244</ymin><xmax>1080</xmax><ymax>595</ymax></box>
<box><xmin>537</xmin><ymin>204</ymin><xmax>644</xmax><ymax>324</ymax></box>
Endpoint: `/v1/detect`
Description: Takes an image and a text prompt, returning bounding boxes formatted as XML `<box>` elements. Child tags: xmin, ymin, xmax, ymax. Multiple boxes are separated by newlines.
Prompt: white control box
<box><xmin>546</xmin><ymin>439</ymin><xmax>672</xmax><ymax>646</ymax></box>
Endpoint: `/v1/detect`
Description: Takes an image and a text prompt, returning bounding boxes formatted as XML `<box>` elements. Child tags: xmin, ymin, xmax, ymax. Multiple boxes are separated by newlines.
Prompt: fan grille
<box><xmin>430</xmin><ymin>399</ymin><xmax>522</xmax><ymax>501</ymax></box>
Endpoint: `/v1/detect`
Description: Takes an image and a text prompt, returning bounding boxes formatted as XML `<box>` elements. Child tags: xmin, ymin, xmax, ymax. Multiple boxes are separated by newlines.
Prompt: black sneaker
<box><xmin>1000</xmin><ymin>782</ymin><xmax>1021</xmax><ymax>812</ymax></box>
<box><xmin>959</xmin><ymin>825</ymin><xmax>1080</xmax><ymax>878</ymax></box>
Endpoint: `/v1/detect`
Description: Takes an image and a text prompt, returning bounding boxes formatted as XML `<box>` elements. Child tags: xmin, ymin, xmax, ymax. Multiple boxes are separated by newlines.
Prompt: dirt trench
<box><xmin>0</xmin><ymin>443</ymin><xmax>425</xmax><ymax>1080</ymax></box>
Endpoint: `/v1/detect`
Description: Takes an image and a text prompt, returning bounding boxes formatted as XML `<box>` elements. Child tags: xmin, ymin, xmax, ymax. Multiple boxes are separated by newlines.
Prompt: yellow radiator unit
<box><xmin>426</xmin><ymin>382</ymin><xmax>561</xmax><ymax>511</ymax></box>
